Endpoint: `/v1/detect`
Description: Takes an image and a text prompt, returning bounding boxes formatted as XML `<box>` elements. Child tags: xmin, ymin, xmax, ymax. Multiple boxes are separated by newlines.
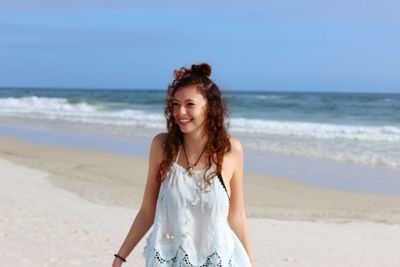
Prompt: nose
<box><xmin>177</xmin><ymin>105</ymin><xmax>187</xmax><ymax>116</ymax></box>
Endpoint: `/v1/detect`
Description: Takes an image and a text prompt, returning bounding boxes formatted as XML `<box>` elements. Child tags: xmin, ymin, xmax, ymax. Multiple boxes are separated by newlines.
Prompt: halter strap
<box><xmin>175</xmin><ymin>145</ymin><xmax>181</xmax><ymax>163</ymax></box>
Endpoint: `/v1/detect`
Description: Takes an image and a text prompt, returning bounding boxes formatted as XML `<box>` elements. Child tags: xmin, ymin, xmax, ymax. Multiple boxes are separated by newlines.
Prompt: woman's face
<box><xmin>172</xmin><ymin>85</ymin><xmax>207</xmax><ymax>134</ymax></box>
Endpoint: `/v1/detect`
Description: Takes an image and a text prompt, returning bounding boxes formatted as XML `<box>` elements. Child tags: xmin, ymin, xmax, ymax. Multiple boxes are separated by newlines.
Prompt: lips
<box><xmin>179</xmin><ymin>118</ymin><xmax>192</xmax><ymax>123</ymax></box>
<box><xmin>177</xmin><ymin>118</ymin><xmax>193</xmax><ymax>125</ymax></box>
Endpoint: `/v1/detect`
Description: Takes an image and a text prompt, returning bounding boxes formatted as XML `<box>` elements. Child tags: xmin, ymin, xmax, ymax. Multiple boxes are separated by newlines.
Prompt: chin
<box><xmin>180</xmin><ymin>128</ymin><xmax>192</xmax><ymax>133</ymax></box>
<box><xmin>179</xmin><ymin>124</ymin><xmax>197</xmax><ymax>133</ymax></box>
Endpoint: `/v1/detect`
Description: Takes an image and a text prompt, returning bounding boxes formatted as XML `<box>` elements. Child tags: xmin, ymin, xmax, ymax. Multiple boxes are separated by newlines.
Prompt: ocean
<box><xmin>1</xmin><ymin>87</ymin><xmax>400</xmax><ymax>194</ymax></box>
<box><xmin>1</xmin><ymin>87</ymin><xmax>399</xmax><ymax>171</ymax></box>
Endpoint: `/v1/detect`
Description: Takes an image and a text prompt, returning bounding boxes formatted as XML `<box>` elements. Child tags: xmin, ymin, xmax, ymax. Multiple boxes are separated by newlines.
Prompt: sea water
<box><xmin>1</xmin><ymin>88</ymin><xmax>399</xmax><ymax>194</ymax></box>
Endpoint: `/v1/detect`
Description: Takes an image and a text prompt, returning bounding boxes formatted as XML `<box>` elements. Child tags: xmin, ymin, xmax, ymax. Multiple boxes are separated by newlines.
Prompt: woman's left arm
<box><xmin>227</xmin><ymin>139</ymin><xmax>256</xmax><ymax>267</ymax></box>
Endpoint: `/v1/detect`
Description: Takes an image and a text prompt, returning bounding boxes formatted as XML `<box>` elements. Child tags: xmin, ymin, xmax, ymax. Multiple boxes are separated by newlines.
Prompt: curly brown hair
<box><xmin>156</xmin><ymin>63</ymin><xmax>231</xmax><ymax>185</ymax></box>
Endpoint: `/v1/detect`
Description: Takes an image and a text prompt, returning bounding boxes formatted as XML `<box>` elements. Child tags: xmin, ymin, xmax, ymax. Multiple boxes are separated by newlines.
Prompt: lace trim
<box><xmin>147</xmin><ymin>245</ymin><xmax>233</xmax><ymax>267</ymax></box>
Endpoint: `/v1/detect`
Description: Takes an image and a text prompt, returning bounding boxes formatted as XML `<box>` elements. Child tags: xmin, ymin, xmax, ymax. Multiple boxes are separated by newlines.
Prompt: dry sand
<box><xmin>1</xmin><ymin>135</ymin><xmax>400</xmax><ymax>266</ymax></box>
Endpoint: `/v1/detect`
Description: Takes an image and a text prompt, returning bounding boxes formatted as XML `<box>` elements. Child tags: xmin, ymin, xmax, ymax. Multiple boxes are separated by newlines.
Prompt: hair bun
<box><xmin>191</xmin><ymin>63</ymin><xmax>212</xmax><ymax>77</ymax></box>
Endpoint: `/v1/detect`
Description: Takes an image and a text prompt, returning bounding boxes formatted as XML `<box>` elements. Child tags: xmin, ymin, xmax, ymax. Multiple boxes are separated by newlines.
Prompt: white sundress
<box><xmin>143</xmin><ymin>146</ymin><xmax>252</xmax><ymax>267</ymax></box>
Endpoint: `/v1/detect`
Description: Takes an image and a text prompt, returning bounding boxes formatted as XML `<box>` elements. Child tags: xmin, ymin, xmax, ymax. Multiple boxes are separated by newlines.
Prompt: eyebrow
<box><xmin>173</xmin><ymin>98</ymin><xmax>196</xmax><ymax>103</ymax></box>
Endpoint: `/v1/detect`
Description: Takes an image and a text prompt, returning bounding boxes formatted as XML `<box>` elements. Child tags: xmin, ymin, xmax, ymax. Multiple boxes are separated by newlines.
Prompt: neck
<box><xmin>182</xmin><ymin>131</ymin><xmax>208</xmax><ymax>154</ymax></box>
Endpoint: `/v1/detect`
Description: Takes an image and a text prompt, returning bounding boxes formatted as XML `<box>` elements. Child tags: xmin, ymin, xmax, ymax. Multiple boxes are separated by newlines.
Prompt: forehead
<box><xmin>173</xmin><ymin>86</ymin><xmax>206</xmax><ymax>102</ymax></box>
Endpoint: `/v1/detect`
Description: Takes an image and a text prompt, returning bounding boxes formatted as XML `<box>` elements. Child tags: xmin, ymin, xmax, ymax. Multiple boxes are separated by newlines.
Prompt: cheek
<box><xmin>172</xmin><ymin>106</ymin><xmax>180</xmax><ymax>116</ymax></box>
<box><xmin>197</xmin><ymin>109</ymin><xmax>207</xmax><ymax>122</ymax></box>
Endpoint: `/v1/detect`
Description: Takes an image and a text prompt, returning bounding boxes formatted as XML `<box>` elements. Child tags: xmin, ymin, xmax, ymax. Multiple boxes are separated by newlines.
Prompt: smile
<box><xmin>179</xmin><ymin>118</ymin><xmax>193</xmax><ymax>124</ymax></box>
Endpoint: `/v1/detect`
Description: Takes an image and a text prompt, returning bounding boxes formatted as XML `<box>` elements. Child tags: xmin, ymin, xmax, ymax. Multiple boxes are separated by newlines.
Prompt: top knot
<box><xmin>191</xmin><ymin>63</ymin><xmax>212</xmax><ymax>77</ymax></box>
<box><xmin>173</xmin><ymin>63</ymin><xmax>212</xmax><ymax>80</ymax></box>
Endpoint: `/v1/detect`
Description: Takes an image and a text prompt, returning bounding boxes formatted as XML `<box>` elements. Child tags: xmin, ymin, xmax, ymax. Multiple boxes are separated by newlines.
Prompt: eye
<box><xmin>173</xmin><ymin>102</ymin><xmax>179</xmax><ymax>106</ymax></box>
<box><xmin>187</xmin><ymin>103</ymin><xmax>195</xmax><ymax>106</ymax></box>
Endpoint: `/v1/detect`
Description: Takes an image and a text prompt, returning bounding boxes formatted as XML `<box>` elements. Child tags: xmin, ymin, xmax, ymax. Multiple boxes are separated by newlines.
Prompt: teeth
<box><xmin>179</xmin><ymin>119</ymin><xmax>192</xmax><ymax>123</ymax></box>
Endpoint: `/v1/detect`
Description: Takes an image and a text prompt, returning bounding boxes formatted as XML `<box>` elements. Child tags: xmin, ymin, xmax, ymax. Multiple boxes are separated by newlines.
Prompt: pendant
<box><xmin>187</xmin><ymin>166</ymin><xmax>194</xmax><ymax>177</ymax></box>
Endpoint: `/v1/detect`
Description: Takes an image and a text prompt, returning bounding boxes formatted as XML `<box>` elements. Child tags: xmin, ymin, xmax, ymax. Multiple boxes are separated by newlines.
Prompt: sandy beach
<box><xmin>1</xmin><ymin>135</ymin><xmax>400</xmax><ymax>266</ymax></box>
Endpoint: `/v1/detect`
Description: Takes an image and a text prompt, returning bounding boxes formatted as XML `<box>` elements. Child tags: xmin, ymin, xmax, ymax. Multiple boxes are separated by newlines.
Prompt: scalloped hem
<box><xmin>144</xmin><ymin>244</ymin><xmax>233</xmax><ymax>267</ymax></box>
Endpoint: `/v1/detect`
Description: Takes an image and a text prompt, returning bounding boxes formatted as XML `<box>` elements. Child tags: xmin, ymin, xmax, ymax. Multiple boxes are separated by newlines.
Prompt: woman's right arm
<box><xmin>112</xmin><ymin>133</ymin><xmax>165</xmax><ymax>266</ymax></box>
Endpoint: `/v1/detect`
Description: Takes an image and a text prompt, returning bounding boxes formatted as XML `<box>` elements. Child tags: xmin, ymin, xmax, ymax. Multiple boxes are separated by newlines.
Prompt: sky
<box><xmin>1</xmin><ymin>0</ymin><xmax>399</xmax><ymax>93</ymax></box>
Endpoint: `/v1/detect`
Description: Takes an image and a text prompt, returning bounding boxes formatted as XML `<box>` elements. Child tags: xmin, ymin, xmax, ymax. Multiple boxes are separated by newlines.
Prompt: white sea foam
<box><xmin>1</xmin><ymin>96</ymin><xmax>399</xmax><ymax>170</ymax></box>
<box><xmin>242</xmin><ymin>136</ymin><xmax>400</xmax><ymax>170</ymax></box>
<box><xmin>254</xmin><ymin>95</ymin><xmax>283</xmax><ymax>100</ymax></box>
<box><xmin>230</xmin><ymin>118</ymin><xmax>400</xmax><ymax>169</ymax></box>
<box><xmin>231</xmin><ymin>118</ymin><xmax>400</xmax><ymax>142</ymax></box>
<box><xmin>0</xmin><ymin>96</ymin><xmax>164</xmax><ymax>128</ymax></box>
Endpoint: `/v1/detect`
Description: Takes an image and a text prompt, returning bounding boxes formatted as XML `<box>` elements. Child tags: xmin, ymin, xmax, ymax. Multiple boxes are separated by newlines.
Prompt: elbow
<box><xmin>228</xmin><ymin>210</ymin><xmax>247</xmax><ymax>226</ymax></box>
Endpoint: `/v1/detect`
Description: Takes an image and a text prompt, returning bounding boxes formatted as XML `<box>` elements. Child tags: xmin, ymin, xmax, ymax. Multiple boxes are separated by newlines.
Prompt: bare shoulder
<box><xmin>221</xmin><ymin>138</ymin><xmax>244</xmax><ymax>185</ymax></box>
<box><xmin>229</xmin><ymin>138</ymin><xmax>244</xmax><ymax>158</ymax></box>
<box><xmin>149</xmin><ymin>133</ymin><xmax>167</xmax><ymax>164</ymax></box>
<box><xmin>152</xmin><ymin>132</ymin><xmax>167</xmax><ymax>147</ymax></box>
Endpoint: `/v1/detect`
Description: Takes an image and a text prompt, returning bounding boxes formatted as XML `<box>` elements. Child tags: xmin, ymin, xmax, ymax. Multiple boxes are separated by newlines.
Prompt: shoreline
<box><xmin>1</xmin><ymin>134</ymin><xmax>400</xmax><ymax>224</ymax></box>
<box><xmin>1</xmin><ymin>123</ymin><xmax>400</xmax><ymax>196</ymax></box>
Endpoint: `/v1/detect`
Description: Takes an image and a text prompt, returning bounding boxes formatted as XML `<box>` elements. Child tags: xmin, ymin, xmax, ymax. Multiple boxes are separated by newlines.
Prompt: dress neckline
<box><xmin>174</xmin><ymin>144</ymin><xmax>214</xmax><ymax>174</ymax></box>
<box><xmin>173</xmin><ymin>145</ymin><xmax>230</xmax><ymax>199</ymax></box>
<box><xmin>173</xmin><ymin>161</ymin><xmax>214</xmax><ymax>174</ymax></box>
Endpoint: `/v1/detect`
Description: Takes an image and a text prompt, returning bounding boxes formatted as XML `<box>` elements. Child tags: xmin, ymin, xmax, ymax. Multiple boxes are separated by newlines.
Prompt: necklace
<box><xmin>182</xmin><ymin>142</ymin><xmax>207</xmax><ymax>177</ymax></box>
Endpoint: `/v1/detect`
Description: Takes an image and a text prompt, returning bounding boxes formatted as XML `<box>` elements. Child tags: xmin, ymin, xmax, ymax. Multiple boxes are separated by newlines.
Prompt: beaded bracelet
<box><xmin>114</xmin><ymin>254</ymin><xmax>127</xmax><ymax>262</ymax></box>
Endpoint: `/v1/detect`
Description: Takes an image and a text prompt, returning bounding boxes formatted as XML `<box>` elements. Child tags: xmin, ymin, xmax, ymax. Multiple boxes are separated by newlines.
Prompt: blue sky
<box><xmin>1</xmin><ymin>0</ymin><xmax>399</xmax><ymax>92</ymax></box>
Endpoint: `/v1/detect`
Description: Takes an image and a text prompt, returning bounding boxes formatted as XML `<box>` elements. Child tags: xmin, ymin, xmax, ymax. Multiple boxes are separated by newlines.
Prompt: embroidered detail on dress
<box><xmin>148</xmin><ymin>245</ymin><xmax>233</xmax><ymax>267</ymax></box>
<box><xmin>144</xmin><ymin>158</ymin><xmax>242</xmax><ymax>266</ymax></box>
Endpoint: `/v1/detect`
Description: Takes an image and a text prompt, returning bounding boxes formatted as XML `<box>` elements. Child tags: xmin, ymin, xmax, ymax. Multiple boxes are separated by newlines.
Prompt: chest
<box><xmin>159</xmin><ymin>164</ymin><xmax>229</xmax><ymax>213</ymax></box>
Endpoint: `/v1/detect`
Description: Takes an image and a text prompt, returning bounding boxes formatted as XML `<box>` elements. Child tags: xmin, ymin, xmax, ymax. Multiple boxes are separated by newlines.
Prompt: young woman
<box><xmin>112</xmin><ymin>63</ymin><xmax>255</xmax><ymax>267</ymax></box>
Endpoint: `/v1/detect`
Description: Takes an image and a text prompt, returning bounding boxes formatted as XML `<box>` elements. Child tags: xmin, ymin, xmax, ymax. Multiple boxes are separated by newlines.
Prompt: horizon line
<box><xmin>0</xmin><ymin>86</ymin><xmax>399</xmax><ymax>95</ymax></box>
